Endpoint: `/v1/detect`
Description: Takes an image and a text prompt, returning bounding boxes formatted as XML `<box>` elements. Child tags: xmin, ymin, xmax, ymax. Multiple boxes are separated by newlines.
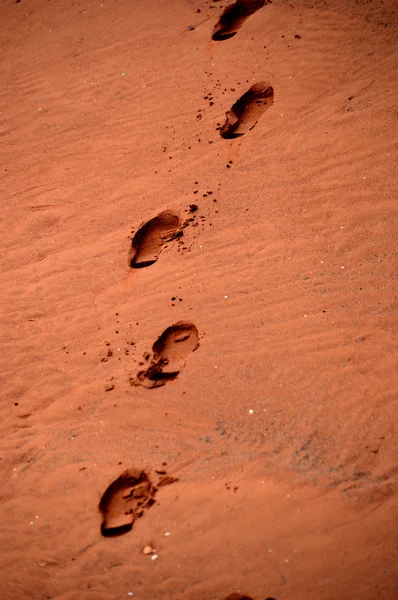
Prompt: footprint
<box><xmin>99</xmin><ymin>468</ymin><xmax>156</xmax><ymax>537</ymax></box>
<box><xmin>129</xmin><ymin>211</ymin><xmax>181</xmax><ymax>269</ymax></box>
<box><xmin>212</xmin><ymin>0</ymin><xmax>267</xmax><ymax>41</ymax></box>
<box><xmin>225</xmin><ymin>596</ymin><xmax>276</xmax><ymax>600</ymax></box>
<box><xmin>220</xmin><ymin>82</ymin><xmax>274</xmax><ymax>139</ymax></box>
<box><xmin>135</xmin><ymin>322</ymin><xmax>199</xmax><ymax>388</ymax></box>
<box><xmin>224</xmin><ymin>595</ymin><xmax>255</xmax><ymax>600</ymax></box>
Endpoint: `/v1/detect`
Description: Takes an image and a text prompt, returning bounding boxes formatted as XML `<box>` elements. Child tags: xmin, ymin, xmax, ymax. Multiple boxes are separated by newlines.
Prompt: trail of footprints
<box><xmin>98</xmin><ymin>2</ymin><xmax>275</xmax><ymax>596</ymax></box>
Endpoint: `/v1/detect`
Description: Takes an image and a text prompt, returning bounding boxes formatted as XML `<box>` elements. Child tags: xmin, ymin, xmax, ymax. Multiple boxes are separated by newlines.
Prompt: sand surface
<box><xmin>1</xmin><ymin>0</ymin><xmax>397</xmax><ymax>598</ymax></box>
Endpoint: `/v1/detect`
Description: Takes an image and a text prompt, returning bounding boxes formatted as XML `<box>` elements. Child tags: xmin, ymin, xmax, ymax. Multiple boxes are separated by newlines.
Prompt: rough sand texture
<box><xmin>0</xmin><ymin>0</ymin><xmax>397</xmax><ymax>599</ymax></box>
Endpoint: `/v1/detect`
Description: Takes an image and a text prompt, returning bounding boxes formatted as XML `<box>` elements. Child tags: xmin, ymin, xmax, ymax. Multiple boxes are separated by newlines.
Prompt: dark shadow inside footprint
<box><xmin>129</xmin><ymin>211</ymin><xmax>181</xmax><ymax>269</ymax></box>
<box><xmin>220</xmin><ymin>82</ymin><xmax>274</xmax><ymax>139</ymax></box>
<box><xmin>135</xmin><ymin>322</ymin><xmax>199</xmax><ymax>388</ymax></box>
<box><xmin>226</xmin><ymin>593</ymin><xmax>276</xmax><ymax>600</ymax></box>
<box><xmin>99</xmin><ymin>468</ymin><xmax>156</xmax><ymax>537</ymax></box>
<box><xmin>212</xmin><ymin>0</ymin><xmax>267</xmax><ymax>41</ymax></box>
<box><xmin>225</xmin><ymin>595</ymin><xmax>276</xmax><ymax>600</ymax></box>
<box><xmin>225</xmin><ymin>597</ymin><xmax>276</xmax><ymax>600</ymax></box>
<box><xmin>225</xmin><ymin>595</ymin><xmax>255</xmax><ymax>600</ymax></box>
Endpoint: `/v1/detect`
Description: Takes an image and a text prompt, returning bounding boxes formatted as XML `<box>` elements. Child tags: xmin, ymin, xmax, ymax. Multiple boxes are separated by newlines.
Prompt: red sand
<box><xmin>1</xmin><ymin>1</ymin><xmax>397</xmax><ymax>599</ymax></box>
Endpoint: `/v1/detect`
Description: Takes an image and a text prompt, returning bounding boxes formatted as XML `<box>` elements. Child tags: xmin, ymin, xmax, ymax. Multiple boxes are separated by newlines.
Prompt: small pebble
<box><xmin>151</xmin><ymin>554</ymin><xmax>159</xmax><ymax>561</ymax></box>
<box><xmin>142</xmin><ymin>545</ymin><xmax>153</xmax><ymax>555</ymax></box>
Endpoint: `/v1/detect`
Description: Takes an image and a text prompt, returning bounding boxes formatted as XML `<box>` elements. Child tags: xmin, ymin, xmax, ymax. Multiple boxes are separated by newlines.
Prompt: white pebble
<box><xmin>151</xmin><ymin>554</ymin><xmax>159</xmax><ymax>561</ymax></box>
